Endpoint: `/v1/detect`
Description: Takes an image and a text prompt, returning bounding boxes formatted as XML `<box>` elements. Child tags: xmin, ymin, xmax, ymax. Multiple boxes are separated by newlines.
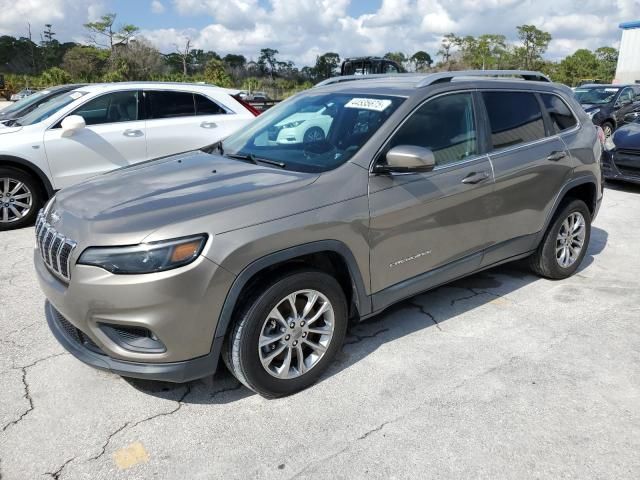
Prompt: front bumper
<box><xmin>602</xmin><ymin>149</ymin><xmax>640</xmax><ymax>184</ymax></box>
<box><xmin>46</xmin><ymin>301</ymin><xmax>224</xmax><ymax>382</ymax></box>
<box><xmin>35</xmin><ymin>246</ymin><xmax>236</xmax><ymax>381</ymax></box>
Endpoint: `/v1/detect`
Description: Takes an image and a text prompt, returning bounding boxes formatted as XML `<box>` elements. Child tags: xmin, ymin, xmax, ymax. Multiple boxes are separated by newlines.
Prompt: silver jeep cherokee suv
<box><xmin>35</xmin><ymin>70</ymin><xmax>603</xmax><ymax>397</ymax></box>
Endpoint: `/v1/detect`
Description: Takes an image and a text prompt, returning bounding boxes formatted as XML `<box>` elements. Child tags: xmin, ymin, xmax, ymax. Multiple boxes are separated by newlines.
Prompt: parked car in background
<box><xmin>340</xmin><ymin>57</ymin><xmax>404</xmax><ymax>76</ymax></box>
<box><xmin>270</xmin><ymin>103</ymin><xmax>335</xmax><ymax>144</ymax></box>
<box><xmin>573</xmin><ymin>84</ymin><xmax>640</xmax><ymax>136</ymax></box>
<box><xmin>0</xmin><ymin>82</ymin><xmax>257</xmax><ymax>230</ymax></box>
<box><xmin>602</xmin><ymin>115</ymin><xmax>640</xmax><ymax>184</ymax></box>
<box><xmin>35</xmin><ymin>70</ymin><xmax>602</xmax><ymax>398</ymax></box>
<box><xmin>10</xmin><ymin>88</ymin><xmax>36</xmax><ymax>102</ymax></box>
<box><xmin>0</xmin><ymin>84</ymin><xmax>86</xmax><ymax>125</ymax></box>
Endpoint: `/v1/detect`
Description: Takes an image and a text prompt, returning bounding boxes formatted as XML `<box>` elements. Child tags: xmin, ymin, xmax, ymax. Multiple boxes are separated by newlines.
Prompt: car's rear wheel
<box><xmin>223</xmin><ymin>270</ymin><xmax>347</xmax><ymax>398</ymax></box>
<box><xmin>528</xmin><ymin>199</ymin><xmax>591</xmax><ymax>279</ymax></box>
<box><xmin>0</xmin><ymin>167</ymin><xmax>42</xmax><ymax>231</ymax></box>
<box><xmin>601</xmin><ymin>121</ymin><xmax>614</xmax><ymax>138</ymax></box>
<box><xmin>303</xmin><ymin>127</ymin><xmax>325</xmax><ymax>144</ymax></box>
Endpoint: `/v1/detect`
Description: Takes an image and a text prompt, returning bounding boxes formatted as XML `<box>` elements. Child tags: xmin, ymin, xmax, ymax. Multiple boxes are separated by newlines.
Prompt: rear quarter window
<box><xmin>540</xmin><ymin>93</ymin><xmax>577</xmax><ymax>132</ymax></box>
<box><xmin>482</xmin><ymin>91</ymin><xmax>546</xmax><ymax>150</ymax></box>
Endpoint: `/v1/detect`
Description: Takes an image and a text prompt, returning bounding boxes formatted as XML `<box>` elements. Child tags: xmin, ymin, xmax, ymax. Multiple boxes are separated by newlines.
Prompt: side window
<box><xmin>482</xmin><ymin>91</ymin><xmax>545</xmax><ymax>150</ymax></box>
<box><xmin>148</xmin><ymin>91</ymin><xmax>195</xmax><ymax>119</ymax></box>
<box><xmin>540</xmin><ymin>93</ymin><xmax>577</xmax><ymax>132</ymax></box>
<box><xmin>194</xmin><ymin>94</ymin><xmax>227</xmax><ymax>115</ymax></box>
<box><xmin>387</xmin><ymin>92</ymin><xmax>477</xmax><ymax>166</ymax></box>
<box><xmin>72</xmin><ymin>91</ymin><xmax>138</xmax><ymax>126</ymax></box>
<box><xmin>618</xmin><ymin>88</ymin><xmax>634</xmax><ymax>104</ymax></box>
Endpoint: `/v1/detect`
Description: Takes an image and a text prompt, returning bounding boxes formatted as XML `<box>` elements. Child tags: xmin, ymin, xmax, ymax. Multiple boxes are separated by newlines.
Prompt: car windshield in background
<box><xmin>1</xmin><ymin>90</ymin><xmax>49</xmax><ymax>115</ymax></box>
<box><xmin>221</xmin><ymin>93</ymin><xmax>405</xmax><ymax>173</ymax></box>
<box><xmin>574</xmin><ymin>87</ymin><xmax>620</xmax><ymax>105</ymax></box>
<box><xmin>16</xmin><ymin>91</ymin><xmax>87</xmax><ymax>126</ymax></box>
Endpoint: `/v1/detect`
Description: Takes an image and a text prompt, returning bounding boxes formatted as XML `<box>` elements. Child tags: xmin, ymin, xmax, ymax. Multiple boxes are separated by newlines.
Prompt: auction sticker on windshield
<box><xmin>345</xmin><ymin>98</ymin><xmax>392</xmax><ymax>112</ymax></box>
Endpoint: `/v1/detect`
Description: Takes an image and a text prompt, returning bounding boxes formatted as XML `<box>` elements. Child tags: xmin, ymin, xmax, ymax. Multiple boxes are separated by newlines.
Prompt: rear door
<box><xmin>480</xmin><ymin>90</ymin><xmax>575</xmax><ymax>263</ymax></box>
<box><xmin>144</xmin><ymin>90</ymin><xmax>244</xmax><ymax>159</ymax></box>
<box><xmin>369</xmin><ymin>91</ymin><xmax>493</xmax><ymax>296</ymax></box>
<box><xmin>43</xmin><ymin>90</ymin><xmax>147</xmax><ymax>189</ymax></box>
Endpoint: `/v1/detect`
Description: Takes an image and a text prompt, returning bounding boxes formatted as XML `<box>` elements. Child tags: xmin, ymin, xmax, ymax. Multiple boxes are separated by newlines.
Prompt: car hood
<box><xmin>275</xmin><ymin>112</ymin><xmax>324</xmax><ymax>127</ymax></box>
<box><xmin>581</xmin><ymin>104</ymin><xmax>602</xmax><ymax>111</ymax></box>
<box><xmin>48</xmin><ymin>150</ymin><xmax>319</xmax><ymax>246</ymax></box>
<box><xmin>0</xmin><ymin>124</ymin><xmax>23</xmax><ymax>134</ymax></box>
<box><xmin>613</xmin><ymin>122</ymin><xmax>640</xmax><ymax>150</ymax></box>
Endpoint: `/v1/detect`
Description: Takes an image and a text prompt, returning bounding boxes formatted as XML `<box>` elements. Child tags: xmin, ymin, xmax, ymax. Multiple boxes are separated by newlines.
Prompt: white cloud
<box><xmin>0</xmin><ymin>0</ymin><xmax>637</xmax><ymax>66</ymax></box>
<box><xmin>151</xmin><ymin>0</ymin><xmax>166</xmax><ymax>14</ymax></box>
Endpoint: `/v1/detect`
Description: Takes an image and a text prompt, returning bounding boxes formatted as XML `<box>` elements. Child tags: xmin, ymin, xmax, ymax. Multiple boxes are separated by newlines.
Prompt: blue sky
<box><xmin>0</xmin><ymin>0</ymin><xmax>636</xmax><ymax>66</ymax></box>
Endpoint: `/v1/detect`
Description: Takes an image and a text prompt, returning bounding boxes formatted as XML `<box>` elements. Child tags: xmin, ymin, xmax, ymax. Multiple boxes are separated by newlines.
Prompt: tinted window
<box><xmin>482</xmin><ymin>91</ymin><xmax>545</xmax><ymax>150</ymax></box>
<box><xmin>71</xmin><ymin>91</ymin><xmax>138</xmax><ymax>126</ymax></box>
<box><xmin>541</xmin><ymin>94</ymin><xmax>577</xmax><ymax>132</ymax></box>
<box><xmin>148</xmin><ymin>91</ymin><xmax>195</xmax><ymax>119</ymax></box>
<box><xmin>618</xmin><ymin>88</ymin><xmax>634</xmax><ymax>104</ymax></box>
<box><xmin>387</xmin><ymin>93</ymin><xmax>477</xmax><ymax>166</ymax></box>
<box><xmin>195</xmin><ymin>94</ymin><xmax>226</xmax><ymax>115</ymax></box>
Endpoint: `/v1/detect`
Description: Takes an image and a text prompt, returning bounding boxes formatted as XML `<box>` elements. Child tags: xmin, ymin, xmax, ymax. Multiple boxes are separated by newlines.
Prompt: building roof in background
<box><xmin>619</xmin><ymin>20</ymin><xmax>640</xmax><ymax>30</ymax></box>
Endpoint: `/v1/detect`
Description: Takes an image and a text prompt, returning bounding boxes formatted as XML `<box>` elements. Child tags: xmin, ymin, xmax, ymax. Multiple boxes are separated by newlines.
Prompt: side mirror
<box><xmin>375</xmin><ymin>145</ymin><xmax>435</xmax><ymax>174</ymax></box>
<box><xmin>61</xmin><ymin>115</ymin><xmax>86</xmax><ymax>137</ymax></box>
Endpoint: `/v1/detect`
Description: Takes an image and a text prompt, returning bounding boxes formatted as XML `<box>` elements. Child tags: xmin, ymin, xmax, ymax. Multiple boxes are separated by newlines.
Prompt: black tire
<box><xmin>0</xmin><ymin>166</ymin><xmax>43</xmax><ymax>231</ymax></box>
<box><xmin>601</xmin><ymin>121</ymin><xmax>614</xmax><ymax>138</ymax></box>
<box><xmin>223</xmin><ymin>270</ymin><xmax>347</xmax><ymax>398</ymax></box>
<box><xmin>528</xmin><ymin>199</ymin><xmax>591</xmax><ymax>279</ymax></box>
<box><xmin>302</xmin><ymin>127</ymin><xmax>325</xmax><ymax>144</ymax></box>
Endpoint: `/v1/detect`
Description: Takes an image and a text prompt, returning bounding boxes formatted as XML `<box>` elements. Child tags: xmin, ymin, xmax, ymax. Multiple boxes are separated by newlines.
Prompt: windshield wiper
<box><xmin>225</xmin><ymin>152</ymin><xmax>286</xmax><ymax>169</ymax></box>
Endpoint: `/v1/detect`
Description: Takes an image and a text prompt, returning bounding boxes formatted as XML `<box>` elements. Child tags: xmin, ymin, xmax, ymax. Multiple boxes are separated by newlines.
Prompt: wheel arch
<box><xmin>0</xmin><ymin>155</ymin><xmax>55</xmax><ymax>198</ymax></box>
<box><xmin>212</xmin><ymin>240</ymin><xmax>371</xmax><ymax>342</ymax></box>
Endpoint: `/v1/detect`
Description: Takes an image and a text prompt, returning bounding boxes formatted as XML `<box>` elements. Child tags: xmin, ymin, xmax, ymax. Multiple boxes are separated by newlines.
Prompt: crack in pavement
<box><xmin>87</xmin><ymin>384</ymin><xmax>192</xmax><ymax>465</ymax></box>
<box><xmin>343</xmin><ymin>328</ymin><xmax>389</xmax><ymax>346</ymax></box>
<box><xmin>209</xmin><ymin>382</ymin><xmax>243</xmax><ymax>399</ymax></box>
<box><xmin>43</xmin><ymin>456</ymin><xmax>76</xmax><ymax>480</ymax></box>
<box><xmin>408</xmin><ymin>301</ymin><xmax>441</xmax><ymax>331</ymax></box>
<box><xmin>1</xmin><ymin>352</ymin><xmax>67</xmax><ymax>433</ymax></box>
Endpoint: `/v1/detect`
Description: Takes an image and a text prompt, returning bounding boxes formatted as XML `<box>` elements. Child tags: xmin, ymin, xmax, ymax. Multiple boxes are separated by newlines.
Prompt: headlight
<box><xmin>587</xmin><ymin>109</ymin><xmax>600</xmax><ymax>119</ymax></box>
<box><xmin>604</xmin><ymin>135</ymin><xmax>616</xmax><ymax>151</ymax></box>
<box><xmin>78</xmin><ymin>235</ymin><xmax>207</xmax><ymax>274</ymax></box>
<box><xmin>282</xmin><ymin>120</ymin><xmax>305</xmax><ymax>129</ymax></box>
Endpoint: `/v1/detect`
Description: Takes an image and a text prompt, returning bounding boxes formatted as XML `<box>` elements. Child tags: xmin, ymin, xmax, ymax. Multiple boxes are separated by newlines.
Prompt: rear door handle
<box><xmin>547</xmin><ymin>150</ymin><xmax>567</xmax><ymax>162</ymax></box>
<box><xmin>200</xmin><ymin>121</ymin><xmax>217</xmax><ymax>129</ymax></box>
<box><xmin>123</xmin><ymin>129</ymin><xmax>143</xmax><ymax>137</ymax></box>
<box><xmin>461</xmin><ymin>171</ymin><xmax>490</xmax><ymax>184</ymax></box>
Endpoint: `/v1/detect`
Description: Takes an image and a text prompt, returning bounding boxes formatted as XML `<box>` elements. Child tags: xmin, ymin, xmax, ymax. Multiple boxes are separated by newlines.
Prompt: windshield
<box><xmin>2</xmin><ymin>90</ymin><xmax>50</xmax><ymax>115</ymax></box>
<box><xmin>574</xmin><ymin>87</ymin><xmax>620</xmax><ymax>105</ymax></box>
<box><xmin>17</xmin><ymin>91</ymin><xmax>87</xmax><ymax>126</ymax></box>
<box><xmin>221</xmin><ymin>92</ymin><xmax>404</xmax><ymax>172</ymax></box>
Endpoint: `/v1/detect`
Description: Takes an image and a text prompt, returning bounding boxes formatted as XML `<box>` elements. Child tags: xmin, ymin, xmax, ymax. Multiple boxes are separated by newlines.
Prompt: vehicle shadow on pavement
<box><xmin>605</xmin><ymin>180</ymin><xmax>640</xmax><ymax>194</ymax></box>
<box><xmin>127</xmin><ymin>226</ymin><xmax>608</xmax><ymax>404</ymax></box>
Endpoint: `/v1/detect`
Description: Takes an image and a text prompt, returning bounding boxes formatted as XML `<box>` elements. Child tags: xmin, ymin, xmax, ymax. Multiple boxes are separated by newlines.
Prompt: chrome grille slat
<box><xmin>35</xmin><ymin>211</ymin><xmax>77</xmax><ymax>282</ymax></box>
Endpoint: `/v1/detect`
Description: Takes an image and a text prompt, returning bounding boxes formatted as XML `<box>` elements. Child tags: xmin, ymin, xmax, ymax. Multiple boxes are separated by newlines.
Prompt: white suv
<box><xmin>0</xmin><ymin>82</ymin><xmax>258</xmax><ymax>230</ymax></box>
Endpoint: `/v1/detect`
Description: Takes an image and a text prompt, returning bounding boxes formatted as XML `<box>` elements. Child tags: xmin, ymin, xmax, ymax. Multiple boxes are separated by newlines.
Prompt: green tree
<box><xmin>223</xmin><ymin>54</ymin><xmax>247</xmax><ymax>69</ymax></box>
<box><xmin>437</xmin><ymin>33</ymin><xmax>458</xmax><ymax>69</ymax></box>
<box><xmin>84</xmin><ymin>13</ymin><xmax>139</xmax><ymax>53</ymax></box>
<box><xmin>39</xmin><ymin>67</ymin><xmax>71</xmax><ymax>85</ymax></box>
<box><xmin>204</xmin><ymin>58</ymin><xmax>232</xmax><ymax>87</ymax></box>
<box><xmin>557</xmin><ymin>49</ymin><xmax>599</xmax><ymax>86</ymax></box>
<box><xmin>516</xmin><ymin>25</ymin><xmax>552</xmax><ymax>69</ymax></box>
<box><xmin>383</xmin><ymin>51</ymin><xmax>407</xmax><ymax>66</ymax></box>
<box><xmin>62</xmin><ymin>45</ymin><xmax>108</xmax><ymax>81</ymax></box>
<box><xmin>595</xmin><ymin>46</ymin><xmax>618</xmax><ymax>82</ymax></box>
<box><xmin>313</xmin><ymin>52</ymin><xmax>340</xmax><ymax>79</ymax></box>
<box><xmin>107</xmin><ymin>37</ymin><xmax>164</xmax><ymax>81</ymax></box>
<box><xmin>410</xmin><ymin>51</ymin><xmax>433</xmax><ymax>71</ymax></box>
<box><xmin>257</xmin><ymin>48</ymin><xmax>279</xmax><ymax>79</ymax></box>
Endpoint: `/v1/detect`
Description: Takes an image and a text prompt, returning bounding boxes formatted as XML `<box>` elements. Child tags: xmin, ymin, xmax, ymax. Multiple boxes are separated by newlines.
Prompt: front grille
<box><xmin>35</xmin><ymin>211</ymin><xmax>77</xmax><ymax>282</ymax></box>
<box><xmin>51</xmin><ymin>306</ymin><xmax>103</xmax><ymax>354</ymax></box>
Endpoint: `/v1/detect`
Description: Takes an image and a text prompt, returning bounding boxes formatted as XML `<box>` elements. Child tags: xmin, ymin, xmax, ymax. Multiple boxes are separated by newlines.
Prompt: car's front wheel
<box><xmin>529</xmin><ymin>199</ymin><xmax>591</xmax><ymax>279</ymax></box>
<box><xmin>0</xmin><ymin>167</ymin><xmax>42</xmax><ymax>231</ymax></box>
<box><xmin>223</xmin><ymin>270</ymin><xmax>347</xmax><ymax>398</ymax></box>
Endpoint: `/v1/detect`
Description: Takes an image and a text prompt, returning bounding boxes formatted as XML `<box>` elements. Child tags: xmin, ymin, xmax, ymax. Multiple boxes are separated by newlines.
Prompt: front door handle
<box><xmin>123</xmin><ymin>129</ymin><xmax>143</xmax><ymax>137</ymax></box>
<box><xmin>547</xmin><ymin>150</ymin><xmax>567</xmax><ymax>162</ymax></box>
<box><xmin>461</xmin><ymin>171</ymin><xmax>490</xmax><ymax>184</ymax></box>
<box><xmin>200</xmin><ymin>121</ymin><xmax>217</xmax><ymax>129</ymax></box>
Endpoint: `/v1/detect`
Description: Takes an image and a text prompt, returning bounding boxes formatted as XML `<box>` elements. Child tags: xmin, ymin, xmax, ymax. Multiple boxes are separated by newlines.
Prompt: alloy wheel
<box><xmin>258</xmin><ymin>289</ymin><xmax>335</xmax><ymax>379</ymax></box>
<box><xmin>0</xmin><ymin>177</ymin><xmax>33</xmax><ymax>224</ymax></box>
<box><xmin>555</xmin><ymin>212</ymin><xmax>586</xmax><ymax>268</ymax></box>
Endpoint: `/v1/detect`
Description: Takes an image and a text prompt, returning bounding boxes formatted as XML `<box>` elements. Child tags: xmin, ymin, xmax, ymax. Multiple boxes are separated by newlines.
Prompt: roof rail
<box><xmin>314</xmin><ymin>70</ymin><xmax>551</xmax><ymax>89</ymax></box>
<box><xmin>416</xmin><ymin>70</ymin><xmax>550</xmax><ymax>87</ymax></box>
<box><xmin>314</xmin><ymin>73</ymin><xmax>423</xmax><ymax>88</ymax></box>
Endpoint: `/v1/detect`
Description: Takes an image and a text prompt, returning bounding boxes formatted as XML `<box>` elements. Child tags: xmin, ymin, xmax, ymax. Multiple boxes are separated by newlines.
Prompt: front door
<box><xmin>369</xmin><ymin>92</ymin><xmax>493</xmax><ymax>301</ymax></box>
<box><xmin>43</xmin><ymin>90</ymin><xmax>146</xmax><ymax>189</ymax></box>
